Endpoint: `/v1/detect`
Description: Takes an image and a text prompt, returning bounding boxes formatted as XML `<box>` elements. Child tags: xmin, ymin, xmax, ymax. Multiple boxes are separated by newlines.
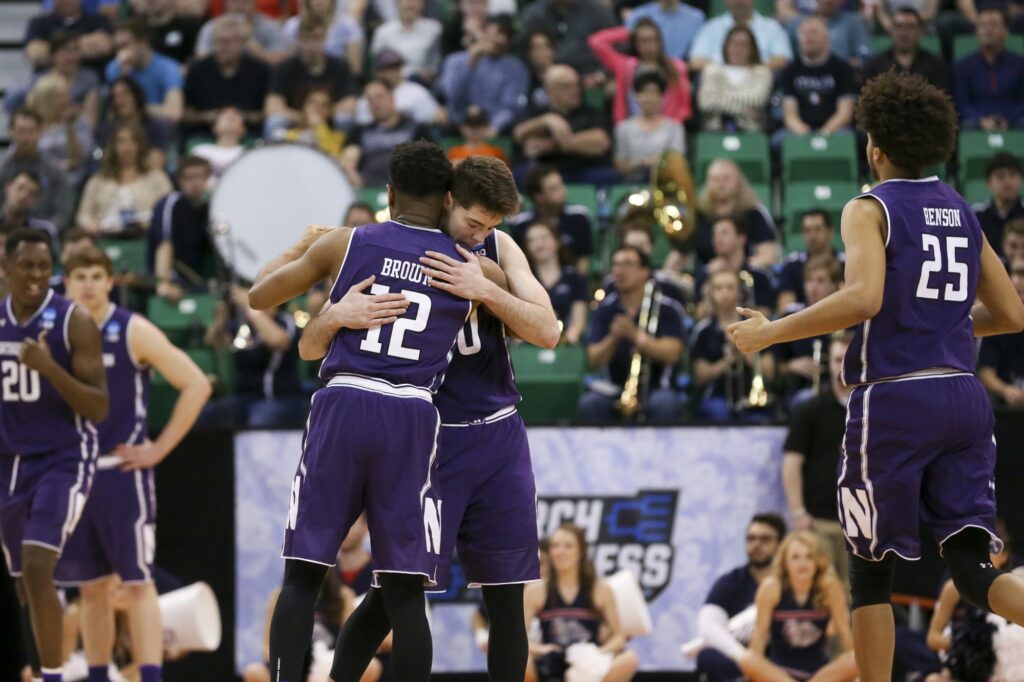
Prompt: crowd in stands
<box><xmin>1</xmin><ymin>0</ymin><xmax>1024</xmax><ymax>427</ymax></box>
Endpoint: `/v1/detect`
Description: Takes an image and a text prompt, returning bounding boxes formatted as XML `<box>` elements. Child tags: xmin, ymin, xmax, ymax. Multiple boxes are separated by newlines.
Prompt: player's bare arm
<box><xmin>118</xmin><ymin>316</ymin><xmax>212</xmax><ymax>471</ymax></box>
<box><xmin>728</xmin><ymin>198</ymin><xmax>887</xmax><ymax>353</ymax></box>
<box><xmin>20</xmin><ymin>305</ymin><xmax>109</xmax><ymax>422</ymax></box>
<box><xmin>248</xmin><ymin>225</ymin><xmax>345</xmax><ymax>310</ymax></box>
<box><xmin>972</xmin><ymin>235</ymin><xmax>1024</xmax><ymax>337</ymax></box>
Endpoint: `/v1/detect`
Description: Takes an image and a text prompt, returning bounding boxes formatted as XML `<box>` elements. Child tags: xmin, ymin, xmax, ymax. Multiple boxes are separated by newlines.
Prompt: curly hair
<box><xmin>451</xmin><ymin>155</ymin><xmax>520</xmax><ymax>217</ymax></box>
<box><xmin>857</xmin><ymin>70</ymin><xmax>957</xmax><ymax>173</ymax></box>
<box><xmin>388</xmin><ymin>140</ymin><xmax>453</xmax><ymax>199</ymax></box>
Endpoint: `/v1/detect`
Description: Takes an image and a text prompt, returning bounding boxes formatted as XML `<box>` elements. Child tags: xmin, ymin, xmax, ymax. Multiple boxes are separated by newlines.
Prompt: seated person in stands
<box><xmin>23</xmin><ymin>0</ymin><xmax>113</xmax><ymax>72</ymax></box>
<box><xmin>76</xmin><ymin>121</ymin><xmax>173</xmax><ymax>235</ymax></box>
<box><xmin>690</xmin><ymin>269</ymin><xmax>775</xmax><ymax>421</ymax></box>
<box><xmin>508</xmin><ymin>165</ymin><xmax>594</xmax><ymax>272</ymax></box>
<box><xmin>354</xmin><ymin>49</ymin><xmax>445</xmax><ymax>128</ymax></box>
<box><xmin>202</xmin><ymin>284</ymin><xmax>308</xmax><ymax>428</ymax></box>
<box><xmin>613</xmin><ymin>71</ymin><xmax>686</xmax><ymax>184</ymax></box>
<box><xmin>273</xmin><ymin>89</ymin><xmax>346</xmax><ymax>159</ymax></box>
<box><xmin>148</xmin><ymin>156</ymin><xmax>215</xmax><ymax>302</ymax></box>
<box><xmin>577</xmin><ymin>246</ymin><xmax>686</xmax><ymax>423</ymax></box>
<box><xmin>693</xmin><ymin>215</ymin><xmax>775</xmax><ymax>318</ymax></box>
<box><xmin>105</xmin><ymin>19</ymin><xmax>184</xmax><ymax>123</ymax></box>
<box><xmin>953</xmin><ymin>7</ymin><xmax>1024</xmax><ymax>131</ymax></box>
<box><xmin>862</xmin><ymin>7</ymin><xmax>949</xmax><ymax>93</ymax></box>
<box><xmin>697</xmin><ymin>26</ymin><xmax>774</xmax><ymax>133</ymax></box>
<box><xmin>447</xmin><ymin>106</ymin><xmax>509</xmax><ymax>166</ymax></box>
<box><xmin>776</xmin><ymin>209</ymin><xmax>843</xmax><ymax>313</ymax></box>
<box><xmin>96</xmin><ymin>77</ymin><xmax>171</xmax><ymax>172</ymax></box>
<box><xmin>1004</xmin><ymin>219</ymin><xmax>1024</xmax><ymax>268</ymax></box>
<box><xmin>601</xmin><ymin>222</ymin><xmax>687</xmax><ymax>306</ymax></box>
<box><xmin>0</xmin><ymin>108</ymin><xmax>73</xmax><ymax>230</ymax></box>
<box><xmin>694</xmin><ymin>513</ymin><xmax>785</xmax><ymax>682</ymax></box>
<box><xmin>973</xmin><ymin>153</ymin><xmax>1024</xmax><ymax>256</ymax></box>
<box><xmin>0</xmin><ymin>171</ymin><xmax>60</xmax><ymax>244</ymax></box>
<box><xmin>26</xmin><ymin>73</ymin><xmax>94</xmax><ymax>188</ymax></box>
<box><xmin>524</xmin><ymin>222</ymin><xmax>587</xmax><ymax>344</ymax></box>
<box><xmin>190</xmin><ymin>107</ymin><xmax>248</xmax><ymax>179</ymax></box>
<box><xmin>978</xmin><ymin>255</ymin><xmax>1024</xmax><ymax>407</ymax></box>
<box><xmin>523</xmin><ymin>523</ymin><xmax>639</xmax><ymax>682</ymax></box>
<box><xmin>739</xmin><ymin>531</ymin><xmax>858</xmax><ymax>682</ymax></box>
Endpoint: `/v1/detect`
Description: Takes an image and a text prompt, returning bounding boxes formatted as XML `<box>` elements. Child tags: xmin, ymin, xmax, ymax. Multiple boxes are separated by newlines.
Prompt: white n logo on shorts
<box><xmin>423</xmin><ymin>498</ymin><xmax>442</xmax><ymax>555</ymax></box>
<box><xmin>287</xmin><ymin>476</ymin><xmax>301</xmax><ymax>531</ymax></box>
<box><xmin>840</xmin><ymin>487</ymin><xmax>875</xmax><ymax>540</ymax></box>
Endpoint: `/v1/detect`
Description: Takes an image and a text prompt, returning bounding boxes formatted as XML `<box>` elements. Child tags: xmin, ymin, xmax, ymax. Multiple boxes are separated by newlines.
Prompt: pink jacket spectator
<box><xmin>588</xmin><ymin>26</ymin><xmax>692</xmax><ymax>125</ymax></box>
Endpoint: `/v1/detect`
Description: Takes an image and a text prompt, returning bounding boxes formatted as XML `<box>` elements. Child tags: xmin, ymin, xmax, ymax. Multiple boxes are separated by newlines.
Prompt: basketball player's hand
<box><xmin>19</xmin><ymin>331</ymin><xmax>53</xmax><ymax>374</ymax></box>
<box><xmin>331</xmin><ymin>275</ymin><xmax>409</xmax><ymax>330</ymax></box>
<box><xmin>726</xmin><ymin>307</ymin><xmax>773</xmax><ymax>353</ymax></box>
<box><xmin>420</xmin><ymin>245</ymin><xmax>493</xmax><ymax>301</ymax></box>
<box><xmin>116</xmin><ymin>440</ymin><xmax>166</xmax><ymax>471</ymax></box>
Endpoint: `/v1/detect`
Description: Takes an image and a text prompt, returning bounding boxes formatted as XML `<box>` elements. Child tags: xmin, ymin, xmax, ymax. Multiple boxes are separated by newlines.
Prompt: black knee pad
<box><xmin>281</xmin><ymin>558</ymin><xmax>328</xmax><ymax>596</ymax></box>
<box><xmin>944</xmin><ymin>528</ymin><xmax>1004</xmax><ymax>611</ymax></box>
<box><xmin>849</xmin><ymin>553</ymin><xmax>895</xmax><ymax>610</ymax></box>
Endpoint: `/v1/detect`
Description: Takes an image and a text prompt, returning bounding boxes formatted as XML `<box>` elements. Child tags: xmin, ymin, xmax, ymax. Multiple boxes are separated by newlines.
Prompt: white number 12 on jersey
<box><xmin>359</xmin><ymin>284</ymin><xmax>432</xmax><ymax>360</ymax></box>
<box><xmin>916</xmin><ymin>234</ymin><xmax>968</xmax><ymax>302</ymax></box>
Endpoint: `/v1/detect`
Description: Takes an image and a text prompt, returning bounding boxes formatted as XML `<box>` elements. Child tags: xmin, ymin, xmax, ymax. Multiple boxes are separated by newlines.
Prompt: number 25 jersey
<box><xmin>843</xmin><ymin>178</ymin><xmax>982</xmax><ymax>386</ymax></box>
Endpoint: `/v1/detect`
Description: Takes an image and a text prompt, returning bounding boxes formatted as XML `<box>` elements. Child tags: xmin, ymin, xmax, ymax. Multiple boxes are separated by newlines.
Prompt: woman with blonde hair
<box><xmin>26</xmin><ymin>73</ymin><xmax>93</xmax><ymax>186</ymax></box>
<box><xmin>739</xmin><ymin>531</ymin><xmax>858</xmax><ymax>682</ymax></box>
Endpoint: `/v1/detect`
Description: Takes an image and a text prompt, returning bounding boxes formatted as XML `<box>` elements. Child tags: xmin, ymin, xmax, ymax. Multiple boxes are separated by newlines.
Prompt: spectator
<box><xmin>76</xmin><ymin>121</ymin><xmax>174</xmax><ymax>235</ymax></box>
<box><xmin>524</xmin><ymin>30</ymin><xmax>557</xmax><ymax>111</ymax></box>
<box><xmin>274</xmin><ymin>89</ymin><xmax>347</xmax><ymax>157</ymax></box>
<box><xmin>106</xmin><ymin>19</ymin><xmax>185</xmax><ymax>123</ymax></box>
<box><xmin>282</xmin><ymin>0</ymin><xmax>365</xmax><ymax>74</ymax></box>
<box><xmin>954</xmin><ymin>7</ymin><xmax>1024</xmax><ymax>131</ymax></box>
<box><xmin>183</xmin><ymin>14</ymin><xmax>271</xmax><ymax>136</ymax></box>
<box><xmin>0</xmin><ymin>172</ymin><xmax>61</xmax><ymax>244</ymax></box>
<box><xmin>203</xmin><ymin>286</ymin><xmax>308</xmax><ymax>428</ymax></box>
<box><xmin>578</xmin><ymin>246</ymin><xmax>686</xmax><ymax>423</ymax></box>
<box><xmin>625</xmin><ymin>0</ymin><xmax>706</xmax><ymax>60</ymax></box>
<box><xmin>149</xmin><ymin>156</ymin><xmax>216</xmax><ymax>302</ymax></box>
<box><xmin>524</xmin><ymin>222</ymin><xmax>588</xmax><ymax>344</ymax></box>
<box><xmin>26</xmin><ymin>74</ymin><xmax>94</xmax><ymax>188</ymax></box>
<box><xmin>520</xmin><ymin>0</ymin><xmax>616</xmax><ymax>82</ymax></box>
<box><xmin>208</xmin><ymin>0</ymin><xmax>299</xmax><ymax>20</ymax></box>
<box><xmin>938</xmin><ymin>0</ymin><xmax>1024</xmax><ymax>49</ymax></box>
<box><xmin>437</xmin><ymin>14</ymin><xmax>529</xmax><ymax>134</ymax></box>
<box><xmin>781</xmin><ymin>332</ymin><xmax>853</xmax><ymax>589</ymax></box>
<box><xmin>694</xmin><ymin>513</ymin><xmax>786</xmax><ymax>682</ymax></box>
<box><xmin>978</xmin><ymin>256</ymin><xmax>1024</xmax><ymax>407</ymax></box>
<box><xmin>24</xmin><ymin>0</ymin><xmax>113</xmax><ymax>71</ymax></box>
<box><xmin>613</xmin><ymin>71</ymin><xmax>686</xmax><ymax>183</ymax></box>
<box><xmin>589</xmin><ymin>21</ymin><xmax>692</xmax><ymax>127</ymax></box>
<box><xmin>508</xmin><ymin>164</ymin><xmax>594</xmax><ymax>272</ymax></box>
<box><xmin>40</xmin><ymin>0</ymin><xmax>120</xmax><ymax>21</ymax></box>
<box><xmin>447</xmin><ymin>107</ymin><xmax>510</xmax><ymax>165</ymax></box>
<box><xmin>370</xmin><ymin>0</ymin><xmax>444</xmax><ymax>83</ymax></box>
<box><xmin>195</xmin><ymin>0</ymin><xmax>289</xmax><ymax>63</ymax></box>
<box><xmin>341</xmin><ymin>80</ymin><xmax>433</xmax><ymax>187</ymax></box>
<box><xmin>512</xmin><ymin>65</ymin><xmax>618</xmax><ymax>186</ymax></box>
<box><xmin>974</xmin><ymin>153</ymin><xmax>1024</xmax><ymax>257</ymax></box>
<box><xmin>5</xmin><ymin>30</ymin><xmax>102</xmax><ymax>131</ymax></box>
<box><xmin>190</xmin><ymin>107</ymin><xmax>248</xmax><ymax>178</ymax></box>
<box><xmin>862</xmin><ymin>7</ymin><xmax>950</xmax><ymax>93</ymax></box>
<box><xmin>875</xmin><ymin>0</ymin><xmax>939</xmax><ymax>35</ymax></box>
<box><xmin>0</xmin><ymin>108</ymin><xmax>73</xmax><ymax>230</ymax></box>
<box><xmin>697</xmin><ymin>26</ymin><xmax>773</xmax><ymax>133</ymax></box>
<box><xmin>264</xmin><ymin>15</ymin><xmax>358</xmax><ymax>138</ymax></box>
<box><xmin>776</xmin><ymin>18</ymin><xmax>857</xmax><ymax>142</ymax></box>
<box><xmin>688</xmin><ymin>0</ymin><xmax>792</xmax><ymax>71</ymax></box>
<box><xmin>354</xmin><ymin>50</ymin><xmax>445</xmax><ymax>127</ymax></box>
<box><xmin>738</xmin><ymin>531</ymin><xmax>858</xmax><ymax>682</ymax></box>
<box><xmin>1004</xmin><ymin>219</ymin><xmax>1024</xmax><ymax>268</ymax></box>
<box><xmin>96</xmin><ymin>76</ymin><xmax>171</xmax><ymax>172</ymax></box>
<box><xmin>694</xmin><ymin>215</ymin><xmax>776</xmax><ymax>315</ymax></box>
<box><xmin>790</xmin><ymin>0</ymin><xmax>870</xmax><ymax>66</ymax></box>
<box><xmin>691</xmin><ymin>268</ymin><xmax>775</xmax><ymax>420</ymax></box>
<box><xmin>441</xmin><ymin>0</ymin><xmax>489</xmax><ymax>55</ymax></box>
<box><xmin>776</xmin><ymin>209</ymin><xmax>842</xmax><ymax>311</ymax></box>
<box><xmin>602</xmin><ymin>223</ymin><xmax>688</xmax><ymax>305</ymax></box>
<box><xmin>131</xmin><ymin>0</ymin><xmax>203</xmax><ymax>64</ymax></box>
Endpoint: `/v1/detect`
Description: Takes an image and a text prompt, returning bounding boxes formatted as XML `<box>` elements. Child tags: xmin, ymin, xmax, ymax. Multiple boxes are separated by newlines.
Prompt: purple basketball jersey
<box><xmin>318</xmin><ymin>221</ymin><xmax>472</xmax><ymax>391</ymax></box>
<box><xmin>843</xmin><ymin>178</ymin><xmax>982</xmax><ymax>385</ymax></box>
<box><xmin>97</xmin><ymin>305</ymin><xmax>149</xmax><ymax>453</ymax></box>
<box><xmin>434</xmin><ymin>232</ymin><xmax>521</xmax><ymax>423</ymax></box>
<box><xmin>0</xmin><ymin>290</ymin><xmax>94</xmax><ymax>456</ymax></box>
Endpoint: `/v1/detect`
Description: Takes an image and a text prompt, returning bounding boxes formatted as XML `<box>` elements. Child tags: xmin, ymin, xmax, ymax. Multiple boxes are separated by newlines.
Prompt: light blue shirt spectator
<box><xmin>437</xmin><ymin>51</ymin><xmax>530</xmax><ymax>133</ymax></box>
<box><xmin>689</xmin><ymin>10</ymin><xmax>793</xmax><ymax>68</ymax></box>
<box><xmin>626</xmin><ymin>0</ymin><xmax>707</xmax><ymax>59</ymax></box>
<box><xmin>105</xmin><ymin>51</ymin><xmax>183</xmax><ymax>106</ymax></box>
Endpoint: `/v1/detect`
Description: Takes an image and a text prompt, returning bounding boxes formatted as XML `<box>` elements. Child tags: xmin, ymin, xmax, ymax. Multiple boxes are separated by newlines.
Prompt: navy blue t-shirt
<box><xmin>544</xmin><ymin>266</ymin><xmax>587</xmax><ymax>325</ymax></box>
<box><xmin>705</xmin><ymin>565</ymin><xmax>759</xmax><ymax>617</ymax></box>
<box><xmin>586</xmin><ymin>291</ymin><xmax>686</xmax><ymax>387</ymax></box>
<box><xmin>509</xmin><ymin>207</ymin><xmax>595</xmax><ymax>260</ymax></box>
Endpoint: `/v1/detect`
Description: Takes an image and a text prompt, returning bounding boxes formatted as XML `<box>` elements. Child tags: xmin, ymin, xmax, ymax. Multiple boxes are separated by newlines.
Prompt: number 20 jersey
<box><xmin>843</xmin><ymin>178</ymin><xmax>982</xmax><ymax>386</ymax></box>
<box><xmin>318</xmin><ymin>221</ymin><xmax>473</xmax><ymax>391</ymax></box>
<box><xmin>0</xmin><ymin>290</ymin><xmax>90</xmax><ymax>457</ymax></box>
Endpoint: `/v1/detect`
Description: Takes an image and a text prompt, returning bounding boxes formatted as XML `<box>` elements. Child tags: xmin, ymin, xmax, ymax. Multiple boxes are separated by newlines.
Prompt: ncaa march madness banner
<box><xmin>234</xmin><ymin>427</ymin><xmax>787</xmax><ymax>672</ymax></box>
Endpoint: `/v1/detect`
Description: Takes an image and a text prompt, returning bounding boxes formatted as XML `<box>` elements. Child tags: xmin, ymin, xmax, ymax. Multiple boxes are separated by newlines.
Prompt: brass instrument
<box><xmin>617</xmin><ymin>151</ymin><xmax>699</xmax><ymax>250</ymax></box>
<box><xmin>736</xmin><ymin>270</ymin><xmax>772</xmax><ymax>411</ymax></box>
<box><xmin>811</xmin><ymin>338</ymin><xmax>823</xmax><ymax>395</ymax></box>
<box><xmin>619</xmin><ymin>278</ymin><xmax>662</xmax><ymax>418</ymax></box>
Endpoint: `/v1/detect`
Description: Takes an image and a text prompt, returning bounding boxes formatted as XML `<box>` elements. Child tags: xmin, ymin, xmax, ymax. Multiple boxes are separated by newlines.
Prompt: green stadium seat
<box><xmin>709</xmin><ymin>0</ymin><xmax>774</xmax><ymax>16</ymax></box>
<box><xmin>953</xmin><ymin>34</ymin><xmax>1024</xmax><ymax>61</ymax></box>
<box><xmin>565</xmin><ymin>184</ymin><xmax>599</xmax><ymax>217</ymax></box>
<box><xmin>957</xmin><ymin>131</ymin><xmax>1024</xmax><ymax>184</ymax></box>
<box><xmin>146</xmin><ymin>293</ymin><xmax>218</xmax><ymax>347</ymax></box>
<box><xmin>695</xmin><ymin>132</ymin><xmax>771</xmax><ymax>184</ymax></box>
<box><xmin>782</xmin><ymin>180</ymin><xmax>860</xmax><ymax>236</ymax></box>
<box><xmin>509</xmin><ymin>343</ymin><xmax>586</xmax><ymax>424</ymax></box>
<box><xmin>358</xmin><ymin>186</ymin><xmax>388</xmax><ymax>211</ymax></box>
<box><xmin>750</xmin><ymin>182</ymin><xmax>772</xmax><ymax>209</ymax></box>
<box><xmin>781</xmin><ymin>133</ymin><xmax>858</xmax><ymax>183</ymax></box>
<box><xmin>870</xmin><ymin>34</ymin><xmax>941</xmax><ymax>56</ymax></box>
<box><xmin>97</xmin><ymin>238</ymin><xmax>148</xmax><ymax>278</ymax></box>
<box><xmin>962</xmin><ymin>179</ymin><xmax>991</xmax><ymax>205</ymax></box>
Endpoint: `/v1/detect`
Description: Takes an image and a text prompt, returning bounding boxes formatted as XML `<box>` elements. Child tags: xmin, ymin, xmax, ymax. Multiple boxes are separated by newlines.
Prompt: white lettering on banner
<box><xmin>537</xmin><ymin>499</ymin><xmax>604</xmax><ymax>540</ymax></box>
<box><xmin>840</xmin><ymin>487</ymin><xmax>874</xmax><ymax>539</ymax></box>
<box><xmin>423</xmin><ymin>498</ymin><xmax>442</xmax><ymax>555</ymax></box>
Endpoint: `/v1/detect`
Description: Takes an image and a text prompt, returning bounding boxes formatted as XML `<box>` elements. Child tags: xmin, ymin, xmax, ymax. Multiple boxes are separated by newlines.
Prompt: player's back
<box><xmin>843</xmin><ymin>177</ymin><xmax>982</xmax><ymax>385</ymax></box>
<box><xmin>319</xmin><ymin>221</ymin><xmax>472</xmax><ymax>391</ymax></box>
<box><xmin>0</xmin><ymin>290</ymin><xmax>93</xmax><ymax>456</ymax></box>
<box><xmin>434</xmin><ymin>232</ymin><xmax>520</xmax><ymax>423</ymax></box>
<box><xmin>96</xmin><ymin>304</ymin><xmax>150</xmax><ymax>454</ymax></box>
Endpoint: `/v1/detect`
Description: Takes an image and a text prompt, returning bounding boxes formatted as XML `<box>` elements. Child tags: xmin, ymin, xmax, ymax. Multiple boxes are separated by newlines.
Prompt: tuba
<box><xmin>736</xmin><ymin>270</ymin><xmax>772</xmax><ymax>411</ymax></box>
<box><xmin>618</xmin><ymin>278</ymin><xmax>662</xmax><ymax>418</ymax></box>
<box><xmin>618</xmin><ymin>151</ymin><xmax>699</xmax><ymax>249</ymax></box>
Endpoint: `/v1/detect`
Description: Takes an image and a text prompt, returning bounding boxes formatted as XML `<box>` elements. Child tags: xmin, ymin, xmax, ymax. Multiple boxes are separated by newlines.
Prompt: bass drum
<box><xmin>210</xmin><ymin>144</ymin><xmax>356</xmax><ymax>282</ymax></box>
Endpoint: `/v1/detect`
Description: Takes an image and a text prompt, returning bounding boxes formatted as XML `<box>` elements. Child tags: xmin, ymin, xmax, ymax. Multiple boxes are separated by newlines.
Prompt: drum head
<box><xmin>210</xmin><ymin>145</ymin><xmax>356</xmax><ymax>282</ymax></box>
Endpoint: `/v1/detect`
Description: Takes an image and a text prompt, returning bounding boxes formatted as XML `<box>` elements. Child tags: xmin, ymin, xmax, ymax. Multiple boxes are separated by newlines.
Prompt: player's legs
<box><xmin>122</xmin><ymin>582</ymin><xmax>163</xmax><ymax>681</ymax></box>
<box><xmin>377</xmin><ymin>573</ymin><xmax>431</xmax><ymax>682</ymax></box>
<box><xmin>270</xmin><ymin>558</ymin><xmax>331</xmax><ymax>682</ymax></box>
<box><xmin>481</xmin><ymin>584</ymin><xmax>528</xmax><ymax>682</ymax></box>
<box><xmin>78</xmin><ymin>576</ymin><xmax>117</xmax><ymax>671</ymax></box>
<box><xmin>19</xmin><ymin>544</ymin><xmax>64</xmax><ymax>674</ymax></box>
<box><xmin>330</xmin><ymin>587</ymin><xmax>392</xmax><ymax>682</ymax></box>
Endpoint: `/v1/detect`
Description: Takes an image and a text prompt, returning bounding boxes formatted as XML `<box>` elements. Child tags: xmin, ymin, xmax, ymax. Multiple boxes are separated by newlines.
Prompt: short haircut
<box><xmin>298</xmin><ymin>14</ymin><xmax>327</xmax><ymax>35</ymax></box>
<box><xmin>801</xmin><ymin>208</ymin><xmax>833</xmax><ymax>229</ymax></box>
<box><xmin>452</xmin><ymin>155</ymin><xmax>520</xmax><ymax>217</ymax></box>
<box><xmin>985</xmin><ymin>152</ymin><xmax>1022</xmax><ymax>179</ymax></box>
<box><xmin>5</xmin><ymin>228</ymin><xmax>53</xmax><ymax>259</ymax></box>
<box><xmin>364</xmin><ymin>78</ymin><xmax>393</xmax><ymax>93</ymax></box>
<box><xmin>803</xmin><ymin>254</ymin><xmax>842</xmax><ymax>285</ymax></box>
<box><xmin>344</xmin><ymin>201</ymin><xmax>375</xmax><ymax>221</ymax></box>
<box><xmin>178</xmin><ymin>154</ymin><xmax>212</xmax><ymax>176</ymax></box>
<box><xmin>613</xmin><ymin>244</ymin><xmax>651</xmax><ymax>270</ymax></box>
<box><xmin>714</xmin><ymin>213</ymin><xmax>751</xmax><ymax>240</ymax></box>
<box><xmin>62</xmin><ymin>228</ymin><xmax>97</xmax><ymax>247</ymax></box>
<box><xmin>857</xmin><ymin>71</ymin><xmax>957</xmax><ymax>173</ymax></box>
<box><xmin>978</xmin><ymin>5</ymin><xmax>1008</xmax><ymax>25</ymax></box>
<box><xmin>49</xmin><ymin>28</ymin><xmax>79</xmax><ymax>53</ymax></box>
<box><xmin>750</xmin><ymin>512</ymin><xmax>787</xmax><ymax>541</ymax></box>
<box><xmin>116</xmin><ymin>17</ymin><xmax>152</xmax><ymax>43</ymax></box>
<box><xmin>484</xmin><ymin>13</ymin><xmax>515</xmax><ymax>39</ymax></box>
<box><xmin>893</xmin><ymin>6</ymin><xmax>923</xmax><ymax>24</ymax></box>
<box><xmin>64</xmin><ymin>246</ymin><xmax>114</xmax><ymax>277</ymax></box>
<box><xmin>388</xmin><ymin>140</ymin><xmax>453</xmax><ymax>199</ymax></box>
<box><xmin>12</xmin><ymin>107</ymin><xmax>42</xmax><ymax>127</ymax></box>
<box><xmin>633</xmin><ymin>69</ymin><xmax>667</xmax><ymax>94</ymax></box>
<box><xmin>1004</xmin><ymin>218</ymin><xmax>1024</xmax><ymax>239</ymax></box>
<box><xmin>524</xmin><ymin>164</ymin><xmax>559</xmax><ymax>200</ymax></box>
<box><xmin>7</xmin><ymin>169</ymin><xmax>41</xmax><ymax>189</ymax></box>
